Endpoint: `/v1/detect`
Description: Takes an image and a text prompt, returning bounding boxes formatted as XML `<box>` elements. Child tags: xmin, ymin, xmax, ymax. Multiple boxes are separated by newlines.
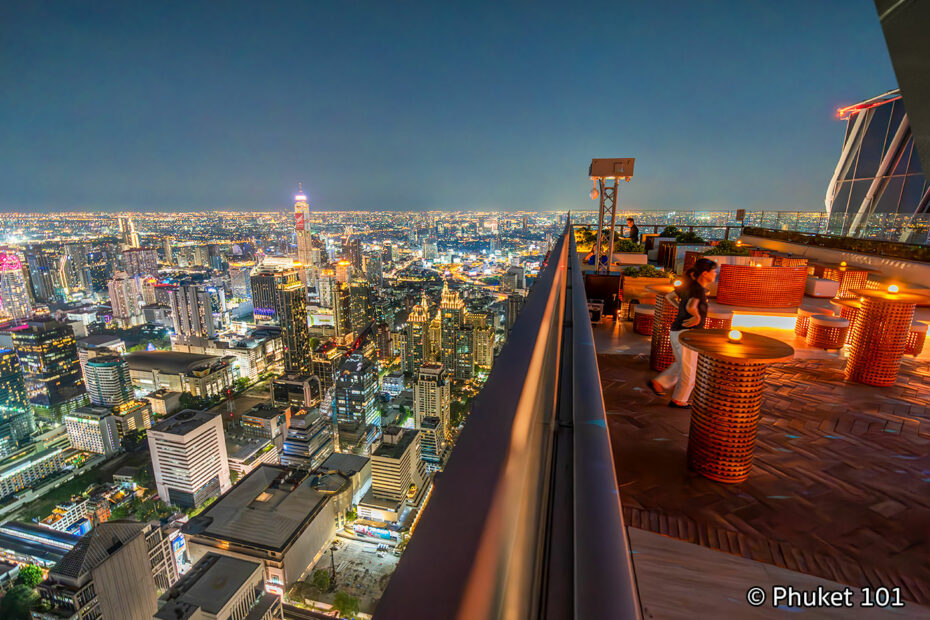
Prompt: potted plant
<box><xmin>621</xmin><ymin>264</ymin><xmax>672</xmax><ymax>307</ymax></box>
<box><xmin>611</xmin><ymin>237</ymin><xmax>647</xmax><ymax>265</ymax></box>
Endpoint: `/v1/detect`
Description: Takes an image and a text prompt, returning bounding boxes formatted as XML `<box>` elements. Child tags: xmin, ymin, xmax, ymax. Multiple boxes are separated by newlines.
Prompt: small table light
<box><xmin>840</xmin><ymin>261</ymin><xmax>847</xmax><ymax>267</ymax></box>
<box><xmin>728</xmin><ymin>329</ymin><xmax>743</xmax><ymax>343</ymax></box>
<box><xmin>888</xmin><ymin>284</ymin><xmax>899</xmax><ymax>294</ymax></box>
<box><xmin>673</xmin><ymin>279</ymin><xmax>682</xmax><ymax>287</ymax></box>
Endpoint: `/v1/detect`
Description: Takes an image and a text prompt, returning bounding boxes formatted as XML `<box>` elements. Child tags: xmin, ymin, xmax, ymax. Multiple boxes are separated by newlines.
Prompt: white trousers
<box><xmin>654</xmin><ymin>330</ymin><xmax>698</xmax><ymax>404</ymax></box>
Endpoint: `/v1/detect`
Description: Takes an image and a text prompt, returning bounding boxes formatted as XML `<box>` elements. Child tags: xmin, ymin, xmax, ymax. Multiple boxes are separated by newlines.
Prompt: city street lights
<box><xmin>589</xmin><ymin>158</ymin><xmax>635</xmax><ymax>275</ymax></box>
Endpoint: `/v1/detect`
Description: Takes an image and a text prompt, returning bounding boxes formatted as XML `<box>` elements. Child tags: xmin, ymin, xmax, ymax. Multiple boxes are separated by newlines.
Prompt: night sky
<box><xmin>0</xmin><ymin>1</ymin><xmax>896</xmax><ymax>213</ymax></box>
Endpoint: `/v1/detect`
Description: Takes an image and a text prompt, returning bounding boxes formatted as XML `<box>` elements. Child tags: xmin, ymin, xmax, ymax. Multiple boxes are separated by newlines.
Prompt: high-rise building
<box><xmin>0</xmin><ymin>349</ymin><xmax>34</xmax><ymax>458</ymax></box>
<box><xmin>168</xmin><ymin>284</ymin><xmax>218</xmax><ymax>341</ymax></box>
<box><xmin>162</xmin><ymin>237</ymin><xmax>174</xmax><ymax>265</ymax></box>
<box><xmin>332</xmin><ymin>282</ymin><xmax>353</xmax><ymax>340</ymax></box>
<box><xmin>250</xmin><ymin>267</ymin><xmax>299</xmax><ymax>324</ymax></box>
<box><xmin>418</xmin><ymin>415</ymin><xmax>448</xmax><ymax>474</ymax></box>
<box><xmin>83</xmin><ymin>354</ymin><xmax>132</xmax><ymax>407</ymax></box>
<box><xmin>12</xmin><ymin>316</ymin><xmax>87</xmax><ymax>423</ymax></box>
<box><xmin>118</xmin><ymin>215</ymin><xmax>141</xmax><ymax>248</ymax></box>
<box><xmin>294</xmin><ymin>186</ymin><xmax>313</xmax><ymax>268</ymax></box>
<box><xmin>506</xmin><ymin>291</ymin><xmax>526</xmax><ymax>334</ymax></box>
<box><xmin>63</xmin><ymin>407</ymin><xmax>120</xmax><ymax>456</ymax></box>
<box><xmin>281</xmin><ymin>410</ymin><xmax>335</xmax><ymax>470</ymax></box>
<box><xmin>404</xmin><ymin>293</ymin><xmax>431</xmax><ymax>374</ymax></box>
<box><xmin>107</xmin><ymin>271</ymin><xmax>143</xmax><ymax>327</ymax></box>
<box><xmin>148</xmin><ymin>409</ymin><xmax>231</xmax><ymax>509</ymax></box>
<box><xmin>25</xmin><ymin>251</ymin><xmax>62</xmax><ymax>303</ymax></box>
<box><xmin>375</xmin><ymin>323</ymin><xmax>392</xmax><ymax>360</ymax></box>
<box><xmin>37</xmin><ymin>521</ymin><xmax>160</xmax><ymax>620</ymax></box>
<box><xmin>154</xmin><ymin>552</ymin><xmax>283</xmax><ymax>620</ymax></box>
<box><xmin>0</xmin><ymin>252</ymin><xmax>33</xmax><ymax>320</ymax></box>
<box><xmin>363</xmin><ymin>253</ymin><xmax>383</xmax><ymax>288</ymax></box>
<box><xmin>348</xmin><ymin>279</ymin><xmax>373</xmax><ymax>336</ymax></box>
<box><xmin>369</xmin><ymin>426</ymin><xmax>425</xmax><ymax>504</ymax></box>
<box><xmin>344</xmin><ymin>237</ymin><xmax>363</xmax><ymax>272</ymax></box>
<box><xmin>121</xmin><ymin>247</ymin><xmax>159</xmax><ymax>277</ymax></box>
<box><xmin>334</xmin><ymin>354</ymin><xmax>379</xmax><ymax>430</ymax></box>
<box><xmin>277</xmin><ymin>280</ymin><xmax>311</xmax><ymax>373</ymax></box>
<box><xmin>825</xmin><ymin>89</ymin><xmax>929</xmax><ymax>242</ymax></box>
<box><xmin>438</xmin><ymin>281</ymin><xmax>474</xmax><ymax>380</ymax></box>
<box><xmin>468</xmin><ymin>312</ymin><xmax>495</xmax><ymax>369</ymax></box>
<box><xmin>311</xmin><ymin>342</ymin><xmax>347</xmax><ymax>394</ymax></box>
<box><xmin>65</xmin><ymin>401</ymin><xmax>152</xmax><ymax>456</ymax></box>
<box><xmin>414</xmin><ymin>363</ymin><xmax>450</xmax><ymax>437</ymax></box>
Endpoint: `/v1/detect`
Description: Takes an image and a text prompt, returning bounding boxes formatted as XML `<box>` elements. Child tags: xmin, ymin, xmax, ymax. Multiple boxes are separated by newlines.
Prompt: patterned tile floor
<box><xmin>599</xmin><ymin>352</ymin><xmax>930</xmax><ymax>605</ymax></box>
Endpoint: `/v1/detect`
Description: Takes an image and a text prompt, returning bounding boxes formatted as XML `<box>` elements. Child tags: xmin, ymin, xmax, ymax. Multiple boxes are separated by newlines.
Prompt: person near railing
<box><xmin>626</xmin><ymin>217</ymin><xmax>640</xmax><ymax>243</ymax></box>
<box><xmin>649</xmin><ymin>258</ymin><xmax>718</xmax><ymax>407</ymax></box>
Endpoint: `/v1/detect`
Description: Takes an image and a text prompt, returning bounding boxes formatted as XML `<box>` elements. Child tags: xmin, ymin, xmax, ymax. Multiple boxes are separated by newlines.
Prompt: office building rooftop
<box><xmin>154</xmin><ymin>552</ymin><xmax>262</xmax><ymax>620</ymax></box>
<box><xmin>150</xmin><ymin>409</ymin><xmax>217</xmax><ymax>436</ymax></box>
<box><xmin>183</xmin><ymin>465</ymin><xmax>328</xmax><ymax>552</ymax></box>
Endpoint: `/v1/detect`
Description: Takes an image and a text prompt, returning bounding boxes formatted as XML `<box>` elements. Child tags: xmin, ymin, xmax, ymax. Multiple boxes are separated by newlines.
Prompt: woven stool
<box><xmin>795</xmin><ymin>307</ymin><xmax>834</xmax><ymax>338</ymax></box>
<box><xmin>649</xmin><ymin>285</ymin><xmax>678</xmax><ymax>371</ymax></box>
<box><xmin>806</xmin><ymin>315</ymin><xmax>849</xmax><ymax>349</ymax></box>
<box><xmin>633</xmin><ymin>305</ymin><xmax>655</xmax><ymax>335</ymax></box>
<box><xmin>905</xmin><ymin>322</ymin><xmax>928</xmax><ymax>356</ymax></box>
<box><xmin>704</xmin><ymin>309</ymin><xmax>733</xmax><ymax>330</ymax></box>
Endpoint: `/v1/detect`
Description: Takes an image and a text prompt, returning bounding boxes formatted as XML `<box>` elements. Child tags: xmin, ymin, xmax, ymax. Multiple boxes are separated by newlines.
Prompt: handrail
<box><xmin>377</xmin><ymin>217</ymin><xmax>640</xmax><ymax>619</ymax></box>
<box><xmin>567</xmin><ymin>229</ymin><xmax>642</xmax><ymax>620</ymax></box>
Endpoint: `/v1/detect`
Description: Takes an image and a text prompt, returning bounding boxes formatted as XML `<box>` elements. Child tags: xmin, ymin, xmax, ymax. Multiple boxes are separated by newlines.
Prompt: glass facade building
<box><xmin>825</xmin><ymin>90</ymin><xmax>930</xmax><ymax>242</ymax></box>
<box><xmin>0</xmin><ymin>348</ymin><xmax>35</xmax><ymax>457</ymax></box>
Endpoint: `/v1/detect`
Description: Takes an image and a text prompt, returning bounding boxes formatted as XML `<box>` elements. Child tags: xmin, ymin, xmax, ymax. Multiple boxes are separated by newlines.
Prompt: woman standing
<box><xmin>649</xmin><ymin>258</ymin><xmax>718</xmax><ymax>407</ymax></box>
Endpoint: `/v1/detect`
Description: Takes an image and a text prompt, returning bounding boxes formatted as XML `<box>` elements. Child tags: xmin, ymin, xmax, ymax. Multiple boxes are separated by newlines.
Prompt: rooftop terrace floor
<box><xmin>595</xmin><ymin>317</ymin><xmax>930</xmax><ymax>613</ymax></box>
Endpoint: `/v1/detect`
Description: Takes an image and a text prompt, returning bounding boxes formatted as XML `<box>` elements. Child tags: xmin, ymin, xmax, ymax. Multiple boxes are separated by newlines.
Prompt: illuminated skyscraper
<box><xmin>414</xmin><ymin>363</ymin><xmax>450</xmax><ymax>437</ymax></box>
<box><xmin>117</xmin><ymin>215</ymin><xmax>141</xmax><ymax>249</ymax></box>
<box><xmin>404</xmin><ymin>293</ymin><xmax>431</xmax><ymax>374</ymax></box>
<box><xmin>438</xmin><ymin>281</ymin><xmax>474</xmax><ymax>380</ymax></box>
<box><xmin>332</xmin><ymin>281</ymin><xmax>352</xmax><ymax>340</ymax></box>
<box><xmin>277</xmin><ymin>280</ymin><xmax>311</xmax><ymax>373</ymax></box>
<box><xmin>107</xmin><ymin>271</ymin><xmax>143</xmax><ymax>327</ymax></box>
<box><xmin>83</xmin><ymin>355</ymin><xmax>132</xmax><ymax>407</ymax></box>
<box><xmin>0</xmin><ymin>348</ymin><xmax>34</xmax><ymax>457</ymax></box>
<box><xmin>0</xmin><ymin>253</ymin><xmax>34</xmax><ymax>320</ymax></box>
<box><xmin>12</xmin><ymin>316</ymin><xmax>87</xmax><ymax>423</ymax></box>
<box><xmin>250</xmin><ymin>267</ymin><xmax>299</xmax><ymax>324</ymax></box>
<box><xmin>348</xmin><ymin>279</ymin><xmax>373</xmax><ymax>336</ymax></box>
<box><xmin>294</xmin><ymin>185</ymin><xmax>313</xmax><ymax>267</ymax></box>
<box><xmin>334</xmin><ymin>353</ymin><xmax>380</xmax><ymax>434</ymax></box>
<box><xmin>168</xmin><ymin>284</ymin><xmax>217</xmax><ymax>341</ymax></box>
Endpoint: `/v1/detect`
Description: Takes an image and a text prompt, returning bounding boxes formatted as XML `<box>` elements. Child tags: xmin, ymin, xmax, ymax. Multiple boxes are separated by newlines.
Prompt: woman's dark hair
<box><xmin>685</xmin><ymin>258</ymin><xmax>717</xmax><ymax>284</ymax></box>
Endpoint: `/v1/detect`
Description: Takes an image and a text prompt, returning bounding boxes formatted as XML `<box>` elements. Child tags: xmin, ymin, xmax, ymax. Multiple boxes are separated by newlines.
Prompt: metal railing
<box><xmin>377</xmin><ymin>218</ymin><xmax>640</xmax><ymax>619</ymax></box>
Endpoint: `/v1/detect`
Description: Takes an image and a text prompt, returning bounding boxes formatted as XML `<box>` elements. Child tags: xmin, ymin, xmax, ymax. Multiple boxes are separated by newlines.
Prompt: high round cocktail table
<box><xmin>679</xmin><ymin>329</ymin><xmax>794</xmax><ymax>484</ymax></box>
<box><xmin>845</xmin><ymin>289</ymin><xmax>930</xmax><ymax>386</ymax></box>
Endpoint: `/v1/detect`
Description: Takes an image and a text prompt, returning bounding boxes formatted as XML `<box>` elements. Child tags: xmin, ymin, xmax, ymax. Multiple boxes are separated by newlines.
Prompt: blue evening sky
<box><xmin>0</xmin><ymin>1</ymin><xmax>895</xmax><ymax>212</ymax></box>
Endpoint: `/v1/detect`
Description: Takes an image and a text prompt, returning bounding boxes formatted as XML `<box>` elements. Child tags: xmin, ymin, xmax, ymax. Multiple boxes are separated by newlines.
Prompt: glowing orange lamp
<box><xmin>728</xmin><ymin>330</ymin><xmax>743</xmax><ymax>343</ymax></box>
<box><xmin>888</xmin><ymin>284</ymin><xmax>899</xmax><ymax>294</ymax></box>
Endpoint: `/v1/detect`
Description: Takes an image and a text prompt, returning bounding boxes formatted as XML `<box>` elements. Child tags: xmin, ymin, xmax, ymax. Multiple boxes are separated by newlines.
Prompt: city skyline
<box><xmin>2</xmin><ymin>1</ymin><xmax>896</xmax><ymax>214</ymax></box>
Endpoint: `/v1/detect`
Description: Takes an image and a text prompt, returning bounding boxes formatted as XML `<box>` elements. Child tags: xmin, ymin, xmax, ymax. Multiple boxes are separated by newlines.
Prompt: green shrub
<box><xmin>621</xmin><ymin>265</ymin><xmax>669</xmax><ymax>278</ymax></box>
<box><xmin>613</xmin><ymin>238</ymin><xmax>645</xmax><ymax>253</ymax></box>
<box><xmin>660</xmin><ymin>226</ymin><xmax>681</xmax><ymax>237</ymax></box>
<box><xmin>704</xmin><ymin>240</ymin><xmax>750</xmax><ymax>256</ymax></box>
<box><xmin>675</xmin><ymin>231</ymin><xmax>705</xmax><ymax>243</ymax></box>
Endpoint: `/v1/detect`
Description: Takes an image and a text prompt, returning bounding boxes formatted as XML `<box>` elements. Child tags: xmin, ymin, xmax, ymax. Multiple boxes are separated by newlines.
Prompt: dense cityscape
<box><xmin>4</xmin><ymin>2</ymin><xmax>930</xmax><ymax>620</ymax></box>
<box><xmin>0</xmin><ymin>197</ymin><xmax>572</xmax><ymax>617</ymax></box>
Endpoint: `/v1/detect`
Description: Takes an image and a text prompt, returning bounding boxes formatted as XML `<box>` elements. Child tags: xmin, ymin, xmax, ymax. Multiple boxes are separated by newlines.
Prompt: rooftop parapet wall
<box><xmin>740</xmin><ymin>233</ymin><xmax>930</xmax><ymax>289</ymax></box>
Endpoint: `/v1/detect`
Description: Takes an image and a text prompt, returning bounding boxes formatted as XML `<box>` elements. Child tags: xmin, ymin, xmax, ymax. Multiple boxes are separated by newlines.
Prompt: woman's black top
<box><xmin>670</xmin><ymin>280</ymin><xmax>708</xmax><ymax>332</ymax></box>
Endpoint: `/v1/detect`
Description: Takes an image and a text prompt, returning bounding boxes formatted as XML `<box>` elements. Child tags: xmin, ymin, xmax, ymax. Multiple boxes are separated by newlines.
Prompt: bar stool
<box><xmin>704</xmin><ymin>309</ymin><xmax>733</xmax><ymax>330</ymax></box>
<box><xmin>633</xmin><ymin>305</ymin><xmax>655</xmax><ymax>335</ymax></box>
<box><xmin>795</xmin><ymin>307</ymin><xmax>834</xmax><ymax>338</ymax></box>
<box><xmin>806</xmin><ymin>315</ymin><xmax>850</xmax><ymax>350</ymax></box>
<box><xmin>904</xmin><ymin>322</ymin><xmax>928</xmax><ymax>356</ymax></box>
